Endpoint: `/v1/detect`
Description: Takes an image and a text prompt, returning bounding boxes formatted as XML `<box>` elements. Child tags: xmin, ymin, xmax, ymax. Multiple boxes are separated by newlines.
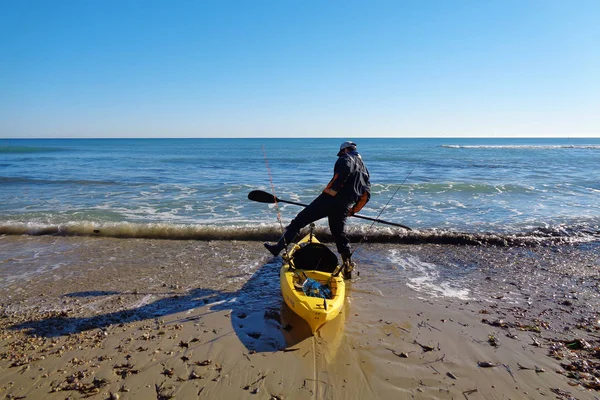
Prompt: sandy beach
<box><xmin>1</xmin><ymin>235</ymin><xmax>599</xmax><ymax>399</ymax></box>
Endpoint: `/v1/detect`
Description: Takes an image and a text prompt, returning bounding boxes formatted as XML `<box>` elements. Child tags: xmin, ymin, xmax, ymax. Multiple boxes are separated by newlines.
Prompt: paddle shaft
<box><xmin>249</xmin><ymin>190</ymin><xmax>411</xmax><ymax>230</ymax></box>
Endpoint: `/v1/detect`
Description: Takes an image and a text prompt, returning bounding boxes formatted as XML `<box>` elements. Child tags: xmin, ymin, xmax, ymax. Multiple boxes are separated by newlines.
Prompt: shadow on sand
<box><xmin>8</xmin><ymin>257</ymin><xmax>335</xmax><ymax>352</ymax></box>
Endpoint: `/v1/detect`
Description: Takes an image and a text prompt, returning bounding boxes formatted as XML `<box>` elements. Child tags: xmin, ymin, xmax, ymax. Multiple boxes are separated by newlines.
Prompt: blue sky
<box><xmin>1</xmin><ymin>0</ymin><xmax>599</xmax><ymax>138</ymax></box>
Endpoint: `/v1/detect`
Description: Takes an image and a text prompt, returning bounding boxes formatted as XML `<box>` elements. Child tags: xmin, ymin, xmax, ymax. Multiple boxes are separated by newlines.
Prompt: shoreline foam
<box><xmin>1</xmin><ymin>221</ymin><xmax>599</xmax><ymax>247</ymax></box>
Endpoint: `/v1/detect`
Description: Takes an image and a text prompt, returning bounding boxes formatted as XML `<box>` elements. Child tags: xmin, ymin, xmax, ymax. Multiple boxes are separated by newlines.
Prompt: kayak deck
<box><xmin>280</xmin><ymin>233</ymin><xmax>346</xmax><ymax>334</ymax></box>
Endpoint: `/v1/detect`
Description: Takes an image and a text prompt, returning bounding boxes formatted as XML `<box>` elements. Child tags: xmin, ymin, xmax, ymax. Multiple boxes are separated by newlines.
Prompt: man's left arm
<box><xmin>349</xmin><ymin>191</ymin><xmax>370</xmax><ymax>215</ymax></box>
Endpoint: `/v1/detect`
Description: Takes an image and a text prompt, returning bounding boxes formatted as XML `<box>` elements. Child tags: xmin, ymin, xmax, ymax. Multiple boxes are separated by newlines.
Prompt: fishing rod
<box><xmin>349</xmin><ymin>166</ymin><xmax>415</xmax><ymax>257</ymax></box>
<box><xmin>261</xmin><ymin>145</ymin><xmax>284</xmax><ymax>232</ymax></box>
<box><xmin>327</xmin><ymin>167</ymin><xmax>415</xmax><ymax>279</ymax></box>
<box><xmin>329</xmin><ymin>168</ymin><xmax>415</xmax><ymax>278</ymax></box>
<box><xmin>261</xmin><ymin>146</ymin><xmax>294</xmax><ymax>256</ymax></box>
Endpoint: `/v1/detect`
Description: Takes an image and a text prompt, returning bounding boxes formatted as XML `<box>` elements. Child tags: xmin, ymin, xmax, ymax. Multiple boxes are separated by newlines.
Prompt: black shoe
<box><xmin>342</xmin><ymin>260</ymin><xmax>355</xmax><ymax>280</ymax></box>
<box><xmin>343</xmin><ymin>269</ymin><xmax>352</xmax><ymax>280</ymax></box>
<box><xmin>264</xmin><ymin>242</ymin><xmax>281</xmax><ymax>257</ymax></box>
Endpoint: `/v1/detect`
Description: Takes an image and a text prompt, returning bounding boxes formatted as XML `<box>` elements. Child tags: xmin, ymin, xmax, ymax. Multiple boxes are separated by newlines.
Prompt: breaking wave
<box><xmin>442</xmin><ymin>144</ymin><xmax>600</xmax><ymax>150</ymax></box>
<box><xmin>1</xmin><ymin>221</ymin><xmax>598</xmax><ymax>247</ymax></box>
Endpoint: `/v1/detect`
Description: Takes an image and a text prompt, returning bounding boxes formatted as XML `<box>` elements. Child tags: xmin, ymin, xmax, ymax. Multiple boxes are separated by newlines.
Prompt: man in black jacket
<box><xmin>264</xmin><ymin>141</ymin><xmax>371</xmax><ymax>277</ymax></box>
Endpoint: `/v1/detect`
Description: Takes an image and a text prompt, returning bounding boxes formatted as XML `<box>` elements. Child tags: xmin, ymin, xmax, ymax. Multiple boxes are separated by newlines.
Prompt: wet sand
<box><xmin>0</xmin><ymin>235</ymin><xmax>599</xmax><ymax>399</ymax></box>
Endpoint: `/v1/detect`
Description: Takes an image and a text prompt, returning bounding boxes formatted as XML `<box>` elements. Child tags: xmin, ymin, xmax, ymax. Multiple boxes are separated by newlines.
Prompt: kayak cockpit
<box><xmin>288</xmin><ymin>242</ymin><xmax>339</xmax><ymax>273</ymax></box>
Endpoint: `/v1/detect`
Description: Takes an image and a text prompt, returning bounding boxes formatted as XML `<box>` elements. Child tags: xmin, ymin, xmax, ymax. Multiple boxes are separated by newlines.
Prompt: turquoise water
<box><xmin>1</xmin><ymin>138</ymin><xmax>599</xmax><ymax>244</ymax></box>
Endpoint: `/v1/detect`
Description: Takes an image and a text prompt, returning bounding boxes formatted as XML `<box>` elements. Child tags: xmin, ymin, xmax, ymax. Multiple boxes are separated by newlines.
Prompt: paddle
<box><xmin>248</xmin><ymin>190</ymin><xmax>412</xmax><ymax>230</ymax></box>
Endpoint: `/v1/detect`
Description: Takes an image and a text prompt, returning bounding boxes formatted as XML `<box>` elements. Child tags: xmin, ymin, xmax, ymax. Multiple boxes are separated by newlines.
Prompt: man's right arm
<box><xmin>323</xmin><ymin>157</ymin><xmax>351</xmax><ymax>196</ymax></box>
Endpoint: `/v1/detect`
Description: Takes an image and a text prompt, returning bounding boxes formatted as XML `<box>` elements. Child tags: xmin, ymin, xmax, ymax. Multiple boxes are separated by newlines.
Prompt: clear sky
<box><xmin>1</xmin><ymin>0</ymin><xmax>599</xmax><ymax>138</ymax></box>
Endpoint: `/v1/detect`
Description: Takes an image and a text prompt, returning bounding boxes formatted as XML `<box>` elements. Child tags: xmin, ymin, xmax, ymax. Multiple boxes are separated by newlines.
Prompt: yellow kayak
<box><xmin>280</xmin><ymin>232</ymin><xmax>346</xmax><ymax>334</ymax></box>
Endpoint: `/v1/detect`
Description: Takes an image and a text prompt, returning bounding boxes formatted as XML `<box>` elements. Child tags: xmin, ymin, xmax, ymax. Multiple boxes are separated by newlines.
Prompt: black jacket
<box><xmin>324</xmin><ymin>150</ymin><xmax>371</xmax><ymax>213</ymax></box>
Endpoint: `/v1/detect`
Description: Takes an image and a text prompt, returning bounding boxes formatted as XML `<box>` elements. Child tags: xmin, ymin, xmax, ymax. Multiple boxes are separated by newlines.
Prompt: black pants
<box><xmin>280</xmin><ymin>193</ymin><xmax>353</xmax><ymax>256</ymax></box>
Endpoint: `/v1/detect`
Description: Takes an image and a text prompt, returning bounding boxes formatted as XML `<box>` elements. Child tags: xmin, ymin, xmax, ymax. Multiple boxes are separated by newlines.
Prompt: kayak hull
<box><xmin>280</xmin><ymin>234</ymin><xmax>345</xmax><ymax>334</ymax></box>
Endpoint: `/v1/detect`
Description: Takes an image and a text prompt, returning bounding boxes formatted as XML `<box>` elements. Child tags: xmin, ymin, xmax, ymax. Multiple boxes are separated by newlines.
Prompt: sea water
<box><xmin>1</xmin><ymin>138</ymin><xmax>599</xmax><ymax>244</ymax></box>
<box><xmin>1</xmin><ymin>137</ymin><xmax>599</xmax><ymax>301</ymax></box>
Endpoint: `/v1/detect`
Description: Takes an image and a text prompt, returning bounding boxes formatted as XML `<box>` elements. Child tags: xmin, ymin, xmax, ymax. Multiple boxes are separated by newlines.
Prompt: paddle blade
<box><xmin>248</xmin><ymin>190</ymin><xmax>278</xmax><ymax>204</ymax></box>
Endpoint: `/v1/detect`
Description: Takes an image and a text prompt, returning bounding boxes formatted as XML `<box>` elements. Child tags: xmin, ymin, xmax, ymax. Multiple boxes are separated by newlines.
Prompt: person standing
<box><xmin>264</xmin><ymin>141</ymin><xmax>371</xmax><ymax>278</ymax></box>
